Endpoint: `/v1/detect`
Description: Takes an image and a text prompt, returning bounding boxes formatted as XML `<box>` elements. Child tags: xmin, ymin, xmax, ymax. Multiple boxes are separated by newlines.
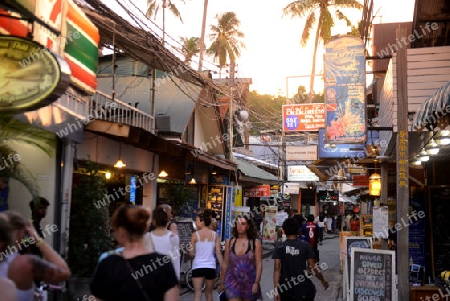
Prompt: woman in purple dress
<box><xmin>219</xmin><ymin>215</ymin><xmax>262</xmax><ymax>301</ymax></box>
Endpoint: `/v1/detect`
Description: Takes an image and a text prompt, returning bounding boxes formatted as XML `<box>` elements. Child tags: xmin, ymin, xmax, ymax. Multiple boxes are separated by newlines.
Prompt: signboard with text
<box><xmin>282</xmin><ymin>103</ymin><xmax>325</xmax><ymax>132</ymax></box>
<box><xmin>287</xmin><ymin>165</ymin><xmax>319</xmax><ymax>181</ymax></box>
<box><xmin>324</xmin><ymin>36</ymin><xmax>366</xmax><ymax>143</ymax></box>
<box><xmin>350</xmin><ymin>248</ymin><xmax>396</xmax><ymax>301</ymax></box>
<box><xmin>318</xmin><ymin>128</ymin><xmax>366</xmax><ymax>159</ymax></box>
<box><xmin>286</xmin><ymin>145</ymin><xmax>318</xmax><ymax>161</ymax></box>
<box><xmin>352</xmin><ymin>175</ymin><xmax>369</xmax><ymax>187</ymax></box>
<box><xmin>244</xmin><ymin>185</ymin><xmax>271</xmax><ymax>197</ymax></box>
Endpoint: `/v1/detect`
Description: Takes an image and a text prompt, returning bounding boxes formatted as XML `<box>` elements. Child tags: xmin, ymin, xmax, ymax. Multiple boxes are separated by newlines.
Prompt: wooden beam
<box><xmin>396</xmin><ymin>27</ymin><xmax>410</xmax><ymax>301</ymax></box>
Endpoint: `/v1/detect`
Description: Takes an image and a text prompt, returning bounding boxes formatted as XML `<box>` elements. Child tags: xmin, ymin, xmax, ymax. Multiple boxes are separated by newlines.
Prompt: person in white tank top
<box><xmin>189</xmin><ymin>210</ymin><xmax>223</xmax><ymax>301</ymax></box>
<box><xmin>144</xmin><ymin>206</ymin><xmax>180</xmax><ymax>280</ymax></box>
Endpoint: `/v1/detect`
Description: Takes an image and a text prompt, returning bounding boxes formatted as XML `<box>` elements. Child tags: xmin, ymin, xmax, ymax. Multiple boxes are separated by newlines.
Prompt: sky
<box><xmin>107</xmin><ymin>0</ymin><xmax>416</xmax><ymax>97</ymax></box>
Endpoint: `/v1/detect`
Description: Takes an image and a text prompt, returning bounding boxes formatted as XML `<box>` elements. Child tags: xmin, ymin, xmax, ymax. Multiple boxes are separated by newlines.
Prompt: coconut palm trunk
<box><xmin>309</xmin><ymin>9</ymin><xmax>324</xmax><ymax>102</ymax></box>
<box><xmin>198</xmin><ymin>0</ymin><xmax>208</xmax><ymax>71</ymax></box>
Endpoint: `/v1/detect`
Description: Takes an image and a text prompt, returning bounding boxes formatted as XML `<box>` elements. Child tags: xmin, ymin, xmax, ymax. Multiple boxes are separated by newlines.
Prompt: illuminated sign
<box><xmin>0</xmin><ymin>36</ymin><xmax>70</xmax><ymax>113</ymax></box>
<box><xmin>244</xmin><ymin>185</ymin><xmax>271</xmax><ymax>197</ymax></box>
<box><xmin>282</xmin><ymin>103</ymin><xmax>325</xmax><ymax>132</ymax></box>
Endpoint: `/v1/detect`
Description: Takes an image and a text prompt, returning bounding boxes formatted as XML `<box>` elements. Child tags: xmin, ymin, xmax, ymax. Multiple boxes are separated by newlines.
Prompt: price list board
<box><xmin>176</xmin><ymin>221</ymin><xmax>194</xmax><ymax>247</ymax></box>
<box><xmin>350</xmin><ymin>248</ymin><xmax>396</xmax><ymax>301</ymax></box>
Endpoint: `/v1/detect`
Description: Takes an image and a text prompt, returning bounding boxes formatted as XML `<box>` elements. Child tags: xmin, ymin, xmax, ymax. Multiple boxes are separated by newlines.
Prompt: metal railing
<box><xmin>89</xmin><ymin>91</ymin><xmax>154</xmax><ymax>133</ymax></box>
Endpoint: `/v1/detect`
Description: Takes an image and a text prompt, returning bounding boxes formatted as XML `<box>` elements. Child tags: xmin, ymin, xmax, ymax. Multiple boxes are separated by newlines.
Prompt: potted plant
<box><xmin>67</xmin><ymin>160</ymin><xmax>114</xmax><ymax>301</ymax></box>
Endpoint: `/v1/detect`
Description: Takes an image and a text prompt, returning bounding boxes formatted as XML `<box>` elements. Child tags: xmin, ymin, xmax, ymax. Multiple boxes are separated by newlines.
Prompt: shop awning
<box><xmin>411</xmin><ymin>81</ymin><xmax>450</xmax><ymax>131</ymax></box>
<box><xmin>235</xmin><ymin>158</ymin><xmax>279</xmax><ymax>185</ymax></box>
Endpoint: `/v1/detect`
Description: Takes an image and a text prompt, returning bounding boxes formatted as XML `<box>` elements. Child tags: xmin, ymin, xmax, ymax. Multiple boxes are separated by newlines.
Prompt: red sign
<box><xmin>352</xmin><ymin>175</ymin><xmax>370</xmax><ymax>187</ymax></box>
<box><xmin>244</xmin><ymin>185</ymin><xmax>271</xmax><ymax>197</ymax></box>
<box><xmin>282</xmin><ymin>104</ymin><xmax>325</xmax><ymax>132</ymax></box>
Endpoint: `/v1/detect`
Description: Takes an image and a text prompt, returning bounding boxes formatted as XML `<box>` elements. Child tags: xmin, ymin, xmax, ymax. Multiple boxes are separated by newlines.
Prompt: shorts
<box><xmin>192</xmin><ymin>268</ymin><xmax>216</xmax><ymax>280</ymax></box>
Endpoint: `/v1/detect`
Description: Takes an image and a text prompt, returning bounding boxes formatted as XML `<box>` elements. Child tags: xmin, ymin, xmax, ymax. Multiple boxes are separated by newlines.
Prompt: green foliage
<box><xmin>0</xmin><ymin>115</ymin><xmax>56</xmax><ymax>199</ymax></box>
<box><xmin>68</xmin><ymin>161</ymin><xmax>113</xmax><ymax>277</ymax></box>
<box><xmin>207</xmin><ymin>12</ymin><xmax>245</xmax><ymax>69</ymax></box>
<box><xmin>161</xmin><ymin>180</ymin><xmax>195</xmax><ymax>216</ymax></box>
<box><xmin>146</xmin><ymin>0</ymin><xmax>186</xmax><ymax>23</ymax></box>
<box><xmin>180</xmin><ymin>37</ymin><xmax>200</xmax><ymax>63</ymax></box>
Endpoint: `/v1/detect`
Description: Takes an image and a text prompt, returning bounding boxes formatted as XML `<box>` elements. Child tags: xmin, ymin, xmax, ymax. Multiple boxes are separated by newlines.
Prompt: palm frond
<box><xmin>320</xmin><ymin>8</ymin><xmax>334</xmax><ymax>42</ymax></box>
<box><xmin>333</xmin><ymin>0</ymin><xmax>364</xmax><ymax>9</ymax></box>
<box><xmin>335</xmin><ymin>9</ymin><xmax>351</xmax><ymax>26</ymax></box>
<box><xmin>168</xmin><ymin>3</ymin><xmax>183</xmax><ymax>23</ymax></box>
<box><xmin>146</xmin><ymin>0</ymin><xmax>157</xmax><ymax>18</ymax></box>
<box><xmin>0</xmin><ymin>116</ymin><xmax>56</xmax><ymax>156</ymax></box>
<box><xmin>301</xmin><ymin>11</ymin><xmax>316</xmax><ymax>46</ymax></box>
<box><xmin>0</xmin><ymin>159</ymin><xmax>39</xmax><ymax>199</ymax></box>
<box><xmin>283</xmin><ymin>0</ymin><xmax>317</xmax><ymax>18</ymax></box>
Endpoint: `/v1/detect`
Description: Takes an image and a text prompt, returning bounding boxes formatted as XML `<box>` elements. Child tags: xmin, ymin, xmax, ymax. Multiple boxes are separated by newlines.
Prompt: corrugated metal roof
<box><xmin>235</xmin><ymin>158</ymin><xmax>278</xmax><ymax>184</ymax></box>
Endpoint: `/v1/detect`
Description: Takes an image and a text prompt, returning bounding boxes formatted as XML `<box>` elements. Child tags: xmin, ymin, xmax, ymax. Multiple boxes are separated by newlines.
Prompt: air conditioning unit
<box><xmin>155</xmin><ymin>115</ymin><xmax>171</xmax><ymax>132</ymax></box>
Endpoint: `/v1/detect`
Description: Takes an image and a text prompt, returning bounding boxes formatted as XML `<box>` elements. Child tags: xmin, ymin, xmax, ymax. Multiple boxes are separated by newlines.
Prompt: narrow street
<box><xmin>180</xmin><ymin>235</ymin><xmax>341</xmax><ymax>301</ymax></box>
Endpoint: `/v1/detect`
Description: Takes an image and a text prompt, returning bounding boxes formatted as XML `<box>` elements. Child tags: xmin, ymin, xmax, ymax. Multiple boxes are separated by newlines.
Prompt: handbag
<box><xmin>119</xmin><ymin>252</ymin><xmax>151</xmax><ymax>301</ymax></box>
<box><xmin>219</xmin><ymin>290</ymin><xmax>228</xmax><ymax>301</ymax></box>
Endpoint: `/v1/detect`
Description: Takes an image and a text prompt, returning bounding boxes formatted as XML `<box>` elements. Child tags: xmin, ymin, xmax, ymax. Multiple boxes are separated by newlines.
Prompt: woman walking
<box><xmin>145</xmin><ymin>206</ymin><xmax>180</xmax><ymax>280</ymax></box>
<box><xmin>189</xmin><ymin>210</ymin><xmax>223</xmax><ymax>301</ymax></box>
<box><xmin>90</xmin><ymin>205</ymin><xmax>179</xmax><ymax>301</ymax></box>
<box><xmin>219</xmin><ymin>214</ymin><xmax>263</xmax><ymax>301</ymax></box>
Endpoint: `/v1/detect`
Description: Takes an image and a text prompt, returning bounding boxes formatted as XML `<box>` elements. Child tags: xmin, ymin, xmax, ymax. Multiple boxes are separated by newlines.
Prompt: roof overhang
<box><xmin>411</xmin><ymin>81</ymin><xmax>450</xmax><ymax>132</ymax></box>
<box><xmin>85</xmin><ymin>120</ymin><xmax>237</xmax><ymax>171</ymax></box>
<box><xmin>235</xmin><ymin>158</ymin><xmax>279</xmax><ymax>185</ymax></box>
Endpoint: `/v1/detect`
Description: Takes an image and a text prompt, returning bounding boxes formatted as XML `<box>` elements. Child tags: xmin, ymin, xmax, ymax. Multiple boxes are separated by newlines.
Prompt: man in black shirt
<box><xmin>29</xmin><ymin>197</ymin><xmax>50</xmax><ymax>256</ymax></box>
<box><xmin>272</xmin><ymin>218</ymin><xmax>329</xmax><ymax>301</ymax></box>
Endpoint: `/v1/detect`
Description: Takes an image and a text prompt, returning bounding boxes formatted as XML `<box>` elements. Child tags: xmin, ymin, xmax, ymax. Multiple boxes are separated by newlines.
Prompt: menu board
<box><xmin>344</xmin><ymin>236</ymin><xmax>372</xmax><ymax>296</ymax></box>
<box><xmin>176</xmin><ymin>221</ymin><xmax>195</xmax><ymax>246</ymax></box>
<box><xmin>429</xmin><ymin>186</ymin><xmax>450</xmax><ymax>277</ymax></box>
<box><xmin>350</xmin><ymin>248</ymin><xmax>396</xmax><ymax>301</ymax></box>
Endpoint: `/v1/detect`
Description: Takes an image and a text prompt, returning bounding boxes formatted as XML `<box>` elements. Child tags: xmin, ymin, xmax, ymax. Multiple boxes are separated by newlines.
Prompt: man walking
<box><xmin>302</xmin><ymin>214</ymin><xmax>320</xmax><ymax>262</ymax></box>
<box><xmin>273</xmin><ymin>218</ymin><xmax>328</xmax><ymax>301</ymax></box>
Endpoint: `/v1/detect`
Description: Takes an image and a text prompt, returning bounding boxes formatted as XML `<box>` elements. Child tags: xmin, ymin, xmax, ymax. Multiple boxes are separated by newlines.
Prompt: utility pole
<box><xmin>198</xmin><ymin>0</ymin><xmax>208</xmax><ymax>71</ymax></box>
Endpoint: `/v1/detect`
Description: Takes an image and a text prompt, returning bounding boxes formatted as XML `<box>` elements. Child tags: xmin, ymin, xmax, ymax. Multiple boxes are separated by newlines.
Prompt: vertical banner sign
<box><xmin>262</xmin><ymin>206</ymin><xmax>278</xmax><ymax>243</ymax></box>
<box><xmin>350</xmin><ymin>248</ymin><xmax>396</xmax><ymax>301</ymax></box>
<box><xmin>324</xmin><ymin>36</ymin><xmax>366</xmax><ymax>143</ymax></box>
<box><xmin>224</xmin><ymin>186</ymin><xmax>234</xmax><ymax>240</ymax></box>
<box><xmin>373</xmin><ymin>206</ymin><xmax>389</xmax><ymax>239</ymax></box>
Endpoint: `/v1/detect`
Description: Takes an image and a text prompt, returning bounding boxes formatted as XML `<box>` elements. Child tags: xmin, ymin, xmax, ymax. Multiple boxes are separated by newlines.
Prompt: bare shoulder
<box><xmin>0</xmin><ymin>278</ymin><xmax>18</xmax><ymax>301</ymax></box>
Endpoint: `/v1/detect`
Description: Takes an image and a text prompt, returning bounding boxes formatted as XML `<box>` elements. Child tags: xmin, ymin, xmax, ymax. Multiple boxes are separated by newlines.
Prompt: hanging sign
<box><xmin>324</xmin><ymin>36</ymin><xmax>366</xmax><ymax>143</ymax></box>
<box><xmin>282</xmin><ymin>103</ymin><xmax>325</xmax><ymax>132</ymax></box>
<box><xmin>0</xmin><ymin>36</ymin><xmax>70</xmax><ymax>113</ymax></box>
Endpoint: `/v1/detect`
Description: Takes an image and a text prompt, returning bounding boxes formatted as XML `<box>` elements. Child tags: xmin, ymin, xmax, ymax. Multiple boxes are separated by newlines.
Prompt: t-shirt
<box><xmin>272</xmin><ymin>239</ymin><xmax>316</xmax><ymax>299</ymax></box>
<box><xmin>301</xmin><ymin>221</ymin><xmax>319</xmax><ymax>249</ymax></box>
<box><xmin>90</xmin><ymin>253</ymin><xmax>178</xmax><ymax>301</ymax></box>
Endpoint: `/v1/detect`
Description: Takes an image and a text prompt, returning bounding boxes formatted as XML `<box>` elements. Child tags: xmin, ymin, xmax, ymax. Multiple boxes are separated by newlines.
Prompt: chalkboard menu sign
<box><xmin>345</xmin><ymin>236</ymin><xmax>372</xmax><ymax>293</ymax></box>
<box><xmin>176</xmin><ymin>220</ymin><xmax>195</xmax><ymax>246</ymax></box>
<box><xmin>350</xmin><ymin>248</ymin><xmax>396</xmax><ymax>301</ymax></box>
<box><xmin>429</xmin><ymin>186</ymin><xmax>450</xmax><ymax>277</ymax></box>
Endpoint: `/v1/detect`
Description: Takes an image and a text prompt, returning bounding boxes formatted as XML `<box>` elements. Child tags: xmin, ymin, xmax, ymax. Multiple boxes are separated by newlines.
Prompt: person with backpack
<box><xmin>273</xmin><ymin>218</ymin><xmax>328</xmax><ymax>301</ymax></box>
<box><xmin>301</xmin><ymin>214</ymin><xmax>320</xmax><ymax>262</ymax></box>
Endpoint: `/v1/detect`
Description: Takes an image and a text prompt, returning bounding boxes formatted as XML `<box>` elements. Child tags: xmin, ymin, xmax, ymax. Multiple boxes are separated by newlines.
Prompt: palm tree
<box><xmin>146</xmin><ymin>0</ymin><xmax>185</xmax><ymax>41</ymax></box>
<box><xmin>283</xmin><ymin>0</ymin><xmax>363</xmax><ymax>101</ymax></box>
<box><xmin>0</xmin><ymin>116</ymin><xmax>55</xmax><ymax>199</ymax></box>
<box><xmin>180</xmin><ymin>37</ymin><xmax>200</xmax><ymax>64</ymax></box>
<box><xmin>198</xmin><ymin>0</ymin><xmax>208</xmax><ymax>71</ymax></box>
<box><xmin>207</xmin><ymin>12</ymin><xmax>245</xmax><ymax>78</ymax></box>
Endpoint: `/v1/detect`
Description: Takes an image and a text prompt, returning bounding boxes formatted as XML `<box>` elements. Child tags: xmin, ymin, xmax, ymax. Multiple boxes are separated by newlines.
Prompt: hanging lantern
<box><xmin>369</xmin><ymin>173</ymin><xmax>381</xmax><ymax>196</ymax></box>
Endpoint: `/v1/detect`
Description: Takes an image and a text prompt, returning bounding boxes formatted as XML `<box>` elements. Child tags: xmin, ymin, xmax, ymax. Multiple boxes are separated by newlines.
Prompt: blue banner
<box><xmin>318</xmin><ymin>128</ymin><xmax>366</xmax><ymax>159</ymax></box>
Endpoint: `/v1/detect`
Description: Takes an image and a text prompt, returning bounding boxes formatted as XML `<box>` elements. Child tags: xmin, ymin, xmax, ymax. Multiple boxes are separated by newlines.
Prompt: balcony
<box><xmin>89</xmin><ymin>91</ymin><xmax>154</xmax><ymax>133</ymax></box>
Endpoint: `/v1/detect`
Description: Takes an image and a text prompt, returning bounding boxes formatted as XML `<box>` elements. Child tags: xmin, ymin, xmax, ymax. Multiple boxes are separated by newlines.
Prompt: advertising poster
<box><xmin>324</xmin><ymin>36</ymin><xmax>366</xmax><ymax>143</ymax></box>
<box><xmin>282</xmin><ymin>104</ymin><xmax>325</xmax><ymax>132</ymax></box>
<box><xmin>262</xmin><ymin>206</ymin><xmax>278</xmax><ymax>243</ymax></box>
<box><xmin>373</xmin><ymin>206</ymin><xmax>389</xmax><ymax>239</ymax></box>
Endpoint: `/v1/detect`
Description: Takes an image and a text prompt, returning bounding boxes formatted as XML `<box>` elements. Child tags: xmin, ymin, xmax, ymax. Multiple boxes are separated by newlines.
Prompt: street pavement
<box><xmin>179</xmin><ymin>232</ymin><xmax>342</xmax><ymax>301</ymax></box>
